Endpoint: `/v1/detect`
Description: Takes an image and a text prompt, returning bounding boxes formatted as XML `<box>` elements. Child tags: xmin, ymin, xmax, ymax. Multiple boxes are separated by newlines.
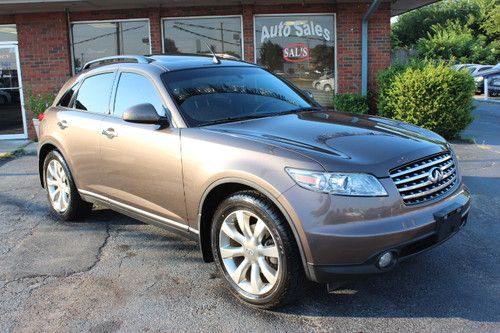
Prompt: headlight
<box><xmin>285</xmin><ymin>168</ymin><xmax>387</xmax><ymax>196</ymax></box>
<box><xmin>474</xmin><ymin>76</ymin><xmax>483</xmax><ymax>82</ymax></box>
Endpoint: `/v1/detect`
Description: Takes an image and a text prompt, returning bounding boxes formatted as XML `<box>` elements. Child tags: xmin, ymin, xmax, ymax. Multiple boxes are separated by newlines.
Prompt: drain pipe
<box><xmin>361</xmin><ymin>0</ymin><xmax>382</xmax><ymax>96</ymax></box>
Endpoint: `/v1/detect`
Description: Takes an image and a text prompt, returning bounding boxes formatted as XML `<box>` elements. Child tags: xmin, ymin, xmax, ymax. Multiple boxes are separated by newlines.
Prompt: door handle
<box><xmin>57</xmin><ymin>120</ymin><xmax>68</xmax><ymax>130</ymax></box>
<box><xmin>101</xmin><ymin>128</ymin><xmax>117</xmax><ymax>139</ymax></box>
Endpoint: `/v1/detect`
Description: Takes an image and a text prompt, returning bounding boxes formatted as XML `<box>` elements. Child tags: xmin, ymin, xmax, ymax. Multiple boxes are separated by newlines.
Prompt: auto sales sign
<box><xmin>260</xmin><ymin>19</ymin><xmax>332</xmax><ymax>63</ymax></box>
<box><xmin>260</xmin><ymin>20</ymin><xmax>332</xmax><ymax>43</ymax></box>
<box><xmin>283</xmin><ymin>43</ymin><xmax>309</xmax><ymax>62</ymax></box>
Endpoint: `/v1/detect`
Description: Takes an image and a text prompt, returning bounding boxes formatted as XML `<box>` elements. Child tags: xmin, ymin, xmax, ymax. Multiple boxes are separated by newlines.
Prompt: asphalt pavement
<box><xmin>0</xmin><ymin>101</ymin><xmax>499</xmax><ymax>332</ymax></box>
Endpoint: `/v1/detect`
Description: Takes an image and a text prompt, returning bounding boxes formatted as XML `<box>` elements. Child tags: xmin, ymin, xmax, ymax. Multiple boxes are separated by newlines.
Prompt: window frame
<box><xmin>161</xmin><ymin>15</ymin><xmax>244</xmax><ymax>60</ymax></box>
<box><xmin>252</xmin><ymin>13</ymin><xmax>338</xmax><ymax>95</ymax></box>
<box><xmin>72</xmin><ymin>70</ymin><xmax>118</xmax><ymax>115</ymax></box>
<box><xmin>69</xmin><ymin>18</ymin><xmax>152</xmax><ymax>75</ymax></box>
<box><xmin>111</xmin><ymin>70</ymin><xmax>167</xmax><ymax>120</ymax></box>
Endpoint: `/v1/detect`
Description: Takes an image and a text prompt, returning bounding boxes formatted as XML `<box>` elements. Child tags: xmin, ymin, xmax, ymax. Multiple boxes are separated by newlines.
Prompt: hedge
<box><xmin>377</xmin><ymin>62</ymin><xmax>474</xmax><ymax>139</ymax></box>
<box><xmin>333</xmin><ymin>93</ymin><xmax>370</xmax><ymax>114</ymax></box>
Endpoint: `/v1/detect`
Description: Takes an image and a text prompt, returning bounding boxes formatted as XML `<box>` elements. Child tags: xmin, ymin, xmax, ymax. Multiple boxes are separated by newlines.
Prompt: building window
<box><xmin>71</xmin><ymin>20</ymin><xmax>151</xmax><ymax>72</ymax></box>
<box><xmin>254</xmin><ymin>14</ymin><xmax>335</xmax><ymax>106</ymax></box>
<box><xmin>0</xmin><ymin>25</ymin><xmax>17</xmax><ymax>43</ymax></box>
<box><xmin>162</xmin><ymin>16</ymin><xmax>243</xmax><ymax>59</ymax></box>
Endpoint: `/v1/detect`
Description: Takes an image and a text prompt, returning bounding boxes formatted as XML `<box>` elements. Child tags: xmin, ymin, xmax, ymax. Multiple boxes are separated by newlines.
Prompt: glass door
<box><xmin>0</xmin><ymin>44</ymin><xmax>27</xmax><ymax>139</ymax></box>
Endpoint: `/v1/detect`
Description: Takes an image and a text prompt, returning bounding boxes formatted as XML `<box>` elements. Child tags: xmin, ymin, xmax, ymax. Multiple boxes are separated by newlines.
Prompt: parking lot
<box><xmin>0</xmin><ymin>102</ymin><xmax>499</xmax><ymax>333</ymax></box>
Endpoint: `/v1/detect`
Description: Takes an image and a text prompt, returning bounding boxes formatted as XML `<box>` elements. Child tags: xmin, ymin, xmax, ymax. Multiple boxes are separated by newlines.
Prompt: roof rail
<box><xmin>82</xmin><ymin>55</ymin><xmax>151</xmax><ymax>70</ymax></box>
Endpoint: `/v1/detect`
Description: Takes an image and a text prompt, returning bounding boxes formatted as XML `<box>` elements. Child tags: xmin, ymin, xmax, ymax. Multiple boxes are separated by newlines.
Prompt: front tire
<box><xmin>211</xmin><ymin>191</ymin><xmax>304</xmax><ymax>309</ymax></box>
<box><xmin>43</xmin><ymin>150</ymin><xmax>93</xmax><ymax>221</ymax></box>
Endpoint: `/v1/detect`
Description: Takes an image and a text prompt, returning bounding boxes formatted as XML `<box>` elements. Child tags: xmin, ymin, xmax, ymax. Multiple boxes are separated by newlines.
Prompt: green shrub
<box><xmin>333</xmin><ymin>93</ymin><xmax>370</xmax><ymax>114</ymax></box>
<box><xmin>377</xmin><ymin>62</ymin><xmax>474</xmax><ymax>139</ymax></box>
<box><xmin>26</xmin><ymin>89</ymin><xmax>55</xmax><ymax>119</ymax></box>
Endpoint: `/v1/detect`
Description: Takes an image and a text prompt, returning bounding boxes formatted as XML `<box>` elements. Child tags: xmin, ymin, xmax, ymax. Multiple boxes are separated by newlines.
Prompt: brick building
<box><xmin>0</xmin><ymin>0</ymin><xmax>434</xmax><ymax>139</ymax></box>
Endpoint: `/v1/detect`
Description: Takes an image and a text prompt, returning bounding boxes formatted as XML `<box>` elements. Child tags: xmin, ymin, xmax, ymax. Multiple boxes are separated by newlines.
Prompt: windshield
<box><xmin>162</xmin><ymin>67</ymin><xmax>315</xmax><ymax>126</ymax></box>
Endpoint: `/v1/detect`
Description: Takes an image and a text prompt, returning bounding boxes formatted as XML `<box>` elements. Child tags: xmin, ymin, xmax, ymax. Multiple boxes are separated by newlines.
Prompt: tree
<box><xmin>481</xmin><ymin>2</ymin><xmax>500</xmax><ymax>39</ymax></box>
<box><xmin>259</xmin><ymin>41</ymin><xmax>284</xmax><ymax>72</ymax></box>
<box><xmin>392</xmin><ymin>0</ymin><xmax>481</xmax><ymax>48</ymax></box>
<box><xmin>164</xmin><ymin>38</ymin><xmax>180</xmax><ymax>54</ymax></box>
<box><xmin>310</xmin><ymin>44</ymin><xmax>335</xmax><ymax>72</ymax></box>
<box><xmin>392</xmin><ymin>0</ymin><xmax>500</xmax><ymax>64</ymax></box>
<box><xmin>417</xmin><ymin>21</ymin><xmax>497</xmax><ymax>63</ymax></box>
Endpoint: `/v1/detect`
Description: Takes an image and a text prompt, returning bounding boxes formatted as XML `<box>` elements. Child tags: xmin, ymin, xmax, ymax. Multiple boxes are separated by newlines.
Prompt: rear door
<box><xmin>97</xmin><ymin>70</ymin><xmax>187</xmax><ymax>227</ymax></box>
<box><xmin>55</xmin><ymin>71</ymin><xmax>116</xmax><ymax>192</ymax></box>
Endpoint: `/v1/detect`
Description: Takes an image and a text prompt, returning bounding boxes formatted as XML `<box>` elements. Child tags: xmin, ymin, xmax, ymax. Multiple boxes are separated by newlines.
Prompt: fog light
<box><xmin>378</xmin><ymin>251</ymin><xmax>394</xmax><ymax>269</ymax></box>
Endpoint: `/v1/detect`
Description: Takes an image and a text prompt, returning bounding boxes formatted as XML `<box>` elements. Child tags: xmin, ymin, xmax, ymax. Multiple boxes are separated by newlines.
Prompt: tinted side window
<box><xmin>74</xmin><ymin>73</ymin><xmax>115</xmax><ymax>113</ymax></box>
<box><xmin>113</xmin><ymin>72</ymin><xmax>165</xmax><ymax>118</ymax></box>
<box><xmin>57</xmin><ymin>83</ymin><xmax>78</xmax><ymax>107</ymax></box>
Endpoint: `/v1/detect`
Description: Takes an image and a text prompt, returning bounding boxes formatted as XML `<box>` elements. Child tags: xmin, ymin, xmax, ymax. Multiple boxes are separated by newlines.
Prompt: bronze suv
<box><xmin>38</xmin><ymin>55</ymin><xmax>471</xmax><ymax>308</ymax></box>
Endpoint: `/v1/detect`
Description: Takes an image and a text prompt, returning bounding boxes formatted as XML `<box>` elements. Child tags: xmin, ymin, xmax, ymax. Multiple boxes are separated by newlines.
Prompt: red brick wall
<box><xmin>336</xmin><ymin>2</ymin><xmax>390</xmax><ymax>93</ymax></box>
<box><xmin>368</xmin><ymin>2</ymin><xmax>391</xmax><ymax>92</ymax></box>
<box><xmin>0</xmin><ymin>15</ymin><xmax>15</xmax><ymax>24</ymax></box>
<box><xmin>15</xmin><ymin>12</ymin><xmax>71</xmax><ymax>138</ymax></box>
<box><xmin>15</xmin><ymin>12</ymin><xmax>71</xmax><ymax>95</ymax></box>
<box><xmin>7</xmin><ymin>3</ymin><xmax>391</xmax><ymax>139</ymax></box>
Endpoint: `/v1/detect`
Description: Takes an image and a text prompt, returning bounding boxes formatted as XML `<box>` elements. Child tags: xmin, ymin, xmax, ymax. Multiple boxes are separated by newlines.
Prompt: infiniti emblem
<box><xmin>428</xmin><ymin>167</ymin><xmax>444</xmax><ymax>183</ymax></box>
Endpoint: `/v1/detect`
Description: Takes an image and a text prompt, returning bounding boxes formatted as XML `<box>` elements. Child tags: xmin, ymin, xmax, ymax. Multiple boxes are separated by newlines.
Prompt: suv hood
<box><xmin>205</xmin><ymin>111</ymin><xmax>448</xmax><ymax>177</ymax></box>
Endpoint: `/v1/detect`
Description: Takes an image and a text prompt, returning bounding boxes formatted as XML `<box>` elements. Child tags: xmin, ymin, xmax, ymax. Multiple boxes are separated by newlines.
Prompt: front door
<box><xmin>0</xmin><ymin>44</ymin><xmax>27</xmax><ymax>139</ymax></box>
<box><xmin>98</xmin><ymin>71</ymin><xmax>187</xmax><ymax>227</ymax></box>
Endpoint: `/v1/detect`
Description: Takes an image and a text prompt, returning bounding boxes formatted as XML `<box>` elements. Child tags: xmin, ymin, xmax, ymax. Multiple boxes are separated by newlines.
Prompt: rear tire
<box><xmin>211</xmin><ymin>190</ymin><xmax>304</xmax><ymax>309</ymax></box>
<box><xmin>43</xmin><ymin>150</ymin><xmax>93</xmax><ymax>221</ymax></box>
<box><xmin>323</xmin><ymin>84</ymin><xmax>332</xmax><ymax>92</ymax></box>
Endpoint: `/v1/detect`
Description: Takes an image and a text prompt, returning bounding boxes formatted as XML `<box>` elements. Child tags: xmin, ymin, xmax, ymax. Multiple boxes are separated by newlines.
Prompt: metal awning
<box><xmin>0</xmin><ymin>0</ymin><xmax>439</xmax><ymax>16</ymax></box>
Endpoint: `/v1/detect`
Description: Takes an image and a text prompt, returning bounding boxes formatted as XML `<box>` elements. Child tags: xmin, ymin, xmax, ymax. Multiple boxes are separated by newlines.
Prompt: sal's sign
<box><xmin>260</xmin><ymin>20</ymin><xmax>332</xmax><ymax>43</ymax></box>
<box><xmin>283</xmin><ymin>43</ymin><xmax>310</xmax><ymax>63</ymax></box>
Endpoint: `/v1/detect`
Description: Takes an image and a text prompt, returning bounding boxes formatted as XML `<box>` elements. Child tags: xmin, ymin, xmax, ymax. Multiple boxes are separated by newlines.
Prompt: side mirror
<box><xmin>122</xmin><ymin>103</ymin><xmax>169</xmax><ymax>127</ymax></box>
<box><xmin>302</xmin><ymin>89</ymin><xmax>315</xmax><ymax>100</ymax></box>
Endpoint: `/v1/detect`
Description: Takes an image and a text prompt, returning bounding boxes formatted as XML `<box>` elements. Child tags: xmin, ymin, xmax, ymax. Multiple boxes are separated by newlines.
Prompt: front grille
<box><xmin>389</xmin><ymin>152</ymin><xmax>458</xmax><ymax>205</ymax></box>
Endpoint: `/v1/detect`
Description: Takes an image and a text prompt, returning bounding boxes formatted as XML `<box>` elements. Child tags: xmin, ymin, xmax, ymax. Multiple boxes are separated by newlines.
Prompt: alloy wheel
<box><xmin>219</xmin><ymin>210</ymin><xmax>281</xmax><ymax>295</ymax></box>
<box><xmin>46</xmin><ymin>159</ymin><xmax>70</xmax><ymax>213</ymax></box>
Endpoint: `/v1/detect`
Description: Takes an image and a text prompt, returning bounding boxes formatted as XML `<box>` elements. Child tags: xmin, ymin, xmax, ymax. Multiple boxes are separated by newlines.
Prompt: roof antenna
<box><xmin>203</xmin><ymin>41</ymin><xmax>221</xmax><ymax>64</ymax></box>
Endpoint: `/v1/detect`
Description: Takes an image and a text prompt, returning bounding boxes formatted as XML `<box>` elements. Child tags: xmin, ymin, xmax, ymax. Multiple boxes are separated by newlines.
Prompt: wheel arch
<box><xmin>38</xmin><ymin>142</ymin><xmax>59</xmax><ymax>187</ymax></box>
<box><xmin>197</xmin><ymin>178</ymin><xmax>311</xmax><ymax>280</ymax></box>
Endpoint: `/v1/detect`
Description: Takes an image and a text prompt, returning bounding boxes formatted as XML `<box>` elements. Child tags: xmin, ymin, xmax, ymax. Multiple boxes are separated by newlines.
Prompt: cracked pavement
<box><xmin>0</xmin><ymin>102</ymin><xmax>499</xmax><ymax>332</ymax></box>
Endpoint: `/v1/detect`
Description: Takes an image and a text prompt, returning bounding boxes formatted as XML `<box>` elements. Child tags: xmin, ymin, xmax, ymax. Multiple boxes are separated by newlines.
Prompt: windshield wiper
<box><xmin>258</xmin><ymin>106</ymin><xmax>321</xmax><ymax>118</ymax></box>
<box><xmin>280</xmin><ymin>106</ymin><xmax>322</xmax><ymax>114</ymax></box>
<box><xmin>201</xmin><ymin>115</ymin><xmax>267</xmax><ymax>126</ymax></box>
<box><xmin>200</xmin><ymin>106</ymin><xmax>321</xmax><ymax>127</ymax></box>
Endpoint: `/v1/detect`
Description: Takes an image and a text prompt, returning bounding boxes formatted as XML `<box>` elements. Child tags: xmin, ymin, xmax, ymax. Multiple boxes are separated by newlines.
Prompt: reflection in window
<box><xmin>0</xmin><ymin>25</ymin><xmax>17</xmax><ymax>43</ymax></box>
<box><xmin>163</xmin><ymin>67</ymin><xmax>312</xmax><ymax>127</ymax></box>
<box><xmin>71</xmin><ymin>20</ymin><xmax>150</xmax><ymax>72</ymax></box>
<box><xmin>254</xmin><ymin>15</ymin><xmax>335</xmax><ymax>106</ymax></box>
<box><xmin>74</xmin><ymin>73</ymin><xmax>115</xmax><ymax>114</ymax></box>
<box><xmin>163</xmin><ymin>17</ymin><xmax>242</xmax><ymax>59</ymax></box>
<box><xmin>114</xmin><ymin>73</ymin><xmax>165</xmax><ymax>118</ymax></box>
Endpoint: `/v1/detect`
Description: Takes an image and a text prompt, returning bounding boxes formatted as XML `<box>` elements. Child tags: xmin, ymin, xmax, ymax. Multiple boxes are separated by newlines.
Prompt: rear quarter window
<box><xmin>56</xmin><ymin>83</ymin><xmax>78</xmax><ymax>107</ymax></box>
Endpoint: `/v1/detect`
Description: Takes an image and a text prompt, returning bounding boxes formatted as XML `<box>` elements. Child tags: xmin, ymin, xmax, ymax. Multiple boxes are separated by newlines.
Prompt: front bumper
<box><xmin>278</xmin><ymin>181</ymin><xmax>471</xmax><ymax>283</ymax></box>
